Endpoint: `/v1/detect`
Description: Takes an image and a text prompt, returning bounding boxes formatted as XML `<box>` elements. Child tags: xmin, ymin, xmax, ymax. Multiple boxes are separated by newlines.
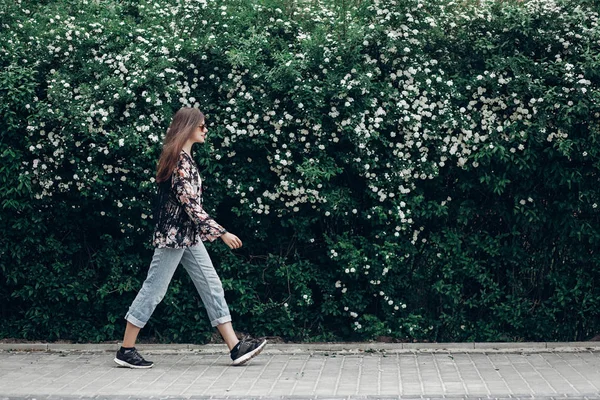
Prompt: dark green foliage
<box><xmin>0</xmin><ymin>0</ymin><xmax>599</xmax><ymax>343</ymax></box>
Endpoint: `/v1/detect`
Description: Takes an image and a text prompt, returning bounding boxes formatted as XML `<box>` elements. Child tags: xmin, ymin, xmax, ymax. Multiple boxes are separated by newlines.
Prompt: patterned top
<box><xmin>152</xmin><ymin>150</ymin><xmax>227</xmax><ymax>248</ymax></box>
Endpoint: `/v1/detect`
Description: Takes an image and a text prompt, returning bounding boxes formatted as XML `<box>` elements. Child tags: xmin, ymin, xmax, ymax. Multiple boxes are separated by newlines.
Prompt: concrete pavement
<box><xmin>0</xmin><ymin>342</ymin><xmax>599</xmax><ymax>399</ymax></box>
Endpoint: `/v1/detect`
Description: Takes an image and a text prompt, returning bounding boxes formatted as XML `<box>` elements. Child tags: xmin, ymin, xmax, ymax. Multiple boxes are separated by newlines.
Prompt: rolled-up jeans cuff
<box><xmin>125</xmin><ymin>312</ymin><xmax>146</xmax><ymax>329</ymax></box>
<box><xmin>211</xmin><ymin>314</ymin><xmax>232</xmax><ymax>327</ymax></box>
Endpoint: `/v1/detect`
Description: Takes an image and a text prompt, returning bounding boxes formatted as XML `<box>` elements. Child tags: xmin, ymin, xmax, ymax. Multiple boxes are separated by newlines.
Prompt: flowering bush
<box><xmin>1</xmin><ymin>0</ymin><xmax>599</xmax><ymax>342</ymax></box>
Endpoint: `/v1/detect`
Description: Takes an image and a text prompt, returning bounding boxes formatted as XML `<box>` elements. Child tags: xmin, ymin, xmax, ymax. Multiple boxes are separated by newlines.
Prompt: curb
<box><xmin>1</xmin><ymin>342</ymin><xmax>599</xmax><ymax>354</ymax></box>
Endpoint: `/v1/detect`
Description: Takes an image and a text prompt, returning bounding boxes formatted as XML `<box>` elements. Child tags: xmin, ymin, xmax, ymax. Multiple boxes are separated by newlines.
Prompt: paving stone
<box><xmin>0</xmin><ymin>352</ymin><xmax>600</xmax><ymax>399</ymax></box>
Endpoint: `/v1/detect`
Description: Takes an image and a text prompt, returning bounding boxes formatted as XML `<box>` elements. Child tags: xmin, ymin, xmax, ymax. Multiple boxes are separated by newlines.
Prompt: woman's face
<box><xmin>192</xmin><ymin>120</ymin><xmax>208</xmax><ymax>144</ymax></box>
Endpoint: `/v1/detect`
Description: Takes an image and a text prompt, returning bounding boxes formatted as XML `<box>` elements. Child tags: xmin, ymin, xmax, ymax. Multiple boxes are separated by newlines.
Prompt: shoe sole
<box><xmin>113</xmin><ymin>357</ymin><xmax>154</xmax><ymax>369</ymax></box>
<box><xmin>232</xmin><ymin>339</ymin><xmax>267</xmax><ymax>366</ymax></box>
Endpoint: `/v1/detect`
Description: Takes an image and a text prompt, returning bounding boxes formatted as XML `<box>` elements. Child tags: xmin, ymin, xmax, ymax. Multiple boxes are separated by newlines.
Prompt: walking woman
<box><xmin>114</xmin><ymin>107</ymin><xmax>267</xmax><ymax>369</ymax></box>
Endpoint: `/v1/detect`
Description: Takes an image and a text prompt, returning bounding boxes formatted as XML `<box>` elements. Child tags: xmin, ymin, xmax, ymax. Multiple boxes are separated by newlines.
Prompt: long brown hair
<box><xmin>156</xmin><ymin>107</ymin><xmax>205</xmax><ymax>183</ymax></box>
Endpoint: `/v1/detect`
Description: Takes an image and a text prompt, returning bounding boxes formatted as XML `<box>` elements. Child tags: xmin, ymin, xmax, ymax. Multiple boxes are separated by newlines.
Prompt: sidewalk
<box><xmin>1</xmin><ymin>342</ymin><xmax>599</xmax><ymax>399</ymax></box>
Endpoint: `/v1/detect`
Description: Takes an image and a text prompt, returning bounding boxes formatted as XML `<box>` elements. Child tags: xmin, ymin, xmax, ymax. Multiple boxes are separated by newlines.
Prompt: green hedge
<box><xmin>1</xmin><ymin>0</ymin><xmax>599</xmax><ymax>343</ymax></box>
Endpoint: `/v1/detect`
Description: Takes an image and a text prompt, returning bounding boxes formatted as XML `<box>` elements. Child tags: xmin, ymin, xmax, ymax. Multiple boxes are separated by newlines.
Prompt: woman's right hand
<box><xmin>221</xmin><ymin>232</ymin><xmax>243</xmax><ymax>249</ymax></box>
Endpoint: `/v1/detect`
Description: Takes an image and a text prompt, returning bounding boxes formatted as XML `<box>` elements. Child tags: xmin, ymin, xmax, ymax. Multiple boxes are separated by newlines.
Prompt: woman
<box><xmin>114</xmin><ymin>107</ymin><xmax>267</xmax><ymax>369</ymax></box>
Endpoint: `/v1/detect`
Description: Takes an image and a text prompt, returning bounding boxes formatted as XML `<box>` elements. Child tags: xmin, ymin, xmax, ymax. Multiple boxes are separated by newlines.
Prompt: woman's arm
<box><xmin>171</xmin><ymin>157</ymin><xmax>227</xmax><ymax>242</ymax></box>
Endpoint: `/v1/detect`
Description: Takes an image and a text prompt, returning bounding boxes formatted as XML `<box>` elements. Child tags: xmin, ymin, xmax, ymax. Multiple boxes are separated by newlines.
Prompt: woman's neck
<box><xmin>182</xmin><ymin>141</ymin><xmax>193</xmax><ymax>156</ymax></box>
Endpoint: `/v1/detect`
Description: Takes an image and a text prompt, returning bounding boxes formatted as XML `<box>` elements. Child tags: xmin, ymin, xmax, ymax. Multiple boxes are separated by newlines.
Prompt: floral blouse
<box><xmin>152</xmin><ymin>150</ymin><xmax>227</xmax><ymax>248</ymax></box>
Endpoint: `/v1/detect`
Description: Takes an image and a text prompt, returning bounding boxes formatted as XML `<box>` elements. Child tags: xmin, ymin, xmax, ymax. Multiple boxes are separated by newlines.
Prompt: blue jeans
<box><xmin>125</xmin><ymin>242</ymin><xmax>232</xmax><ymax>328</ymax></box>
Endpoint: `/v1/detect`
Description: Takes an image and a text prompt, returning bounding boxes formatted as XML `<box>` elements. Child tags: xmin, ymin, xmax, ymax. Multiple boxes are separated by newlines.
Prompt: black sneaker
<box><xmin>230</xmin><ymin>337</ymin><xmax>267</xmax><ymax>366</ymax></box>
<box><xmin>114</xmin><ymin>347</ymin><xmax>154</xmax><ymax>369</ymax></box>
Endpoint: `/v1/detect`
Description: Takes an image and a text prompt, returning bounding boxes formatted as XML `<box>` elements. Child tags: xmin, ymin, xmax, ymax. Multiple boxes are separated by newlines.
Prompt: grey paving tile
<box><xmin>1</xmin><ymin>352</ymin><xmax>600</xmax><ymax>399</ymax></box>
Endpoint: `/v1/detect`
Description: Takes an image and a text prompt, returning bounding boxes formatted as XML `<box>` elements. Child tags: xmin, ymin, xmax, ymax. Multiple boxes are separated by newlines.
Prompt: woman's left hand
<box><xmin>220</xmin><ymin>232</ymin><xmax>243</xmax><ymax>249</ymax></box>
